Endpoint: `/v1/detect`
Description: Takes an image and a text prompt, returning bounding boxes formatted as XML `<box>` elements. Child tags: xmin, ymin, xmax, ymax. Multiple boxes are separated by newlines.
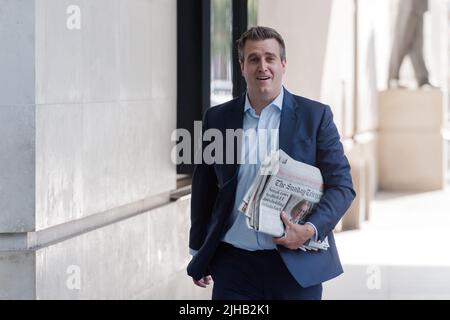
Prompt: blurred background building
<box><xmin>0</xmin><ymin>0</ymin><xmax>448</xmax><ymax>299</ymax></box>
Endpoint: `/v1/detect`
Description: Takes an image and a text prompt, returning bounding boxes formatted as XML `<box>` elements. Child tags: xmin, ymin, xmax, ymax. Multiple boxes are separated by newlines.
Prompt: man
<box><xmin>388</xmin><ymin>0</ymin><xmax>431</xmax><ymax>88</ymax></box>
<box><xmin>187</xmin><ymin>26</ymin><xmax>355</xmax><ymax>300</ymax></box>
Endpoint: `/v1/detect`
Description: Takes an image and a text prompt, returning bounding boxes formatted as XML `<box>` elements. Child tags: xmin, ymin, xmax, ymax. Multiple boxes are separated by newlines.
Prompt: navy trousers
<box><xmin>210</xmin><ymin>242</ymin><xmax>322</xmax><ymax>300</ymax></box>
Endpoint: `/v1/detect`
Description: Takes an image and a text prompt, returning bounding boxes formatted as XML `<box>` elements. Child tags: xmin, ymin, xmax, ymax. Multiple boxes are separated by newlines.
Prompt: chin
<box><xmin>257</xmin><ymin>86</ymin><xmax>272</xmax><ymax>94</ymax></box>
<box><xmin>260</xmin><ymin>88</ymin><xmax>275</xmax><ymax>97</ymax></box>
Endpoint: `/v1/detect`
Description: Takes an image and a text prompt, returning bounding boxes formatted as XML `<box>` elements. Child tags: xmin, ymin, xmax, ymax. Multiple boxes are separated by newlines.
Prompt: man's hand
<box><xmin>192</xmin><ymin>275</ymin><xmax>212</xmax><ymax>288</ymax></box>
<box><xmin>273</xmin><ymin>212</ymin><xmax>315</xmax><ymax>250</ymax></box>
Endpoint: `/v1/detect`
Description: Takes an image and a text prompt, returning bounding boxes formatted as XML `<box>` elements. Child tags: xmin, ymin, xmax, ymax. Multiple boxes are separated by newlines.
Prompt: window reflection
<box><xmin>211</xmin><ymin>0</ymin><xmax>233</xmax><ymax>107</ymax></box>
<box><xmin>248</xmin><ymin>0</ymin><xmax>258</xmax><ymax>28</ymax></box>
<box><xmin>210</xmin><ymin>0</ymin><xmax>259</xmax><ymax>107</ymax></box>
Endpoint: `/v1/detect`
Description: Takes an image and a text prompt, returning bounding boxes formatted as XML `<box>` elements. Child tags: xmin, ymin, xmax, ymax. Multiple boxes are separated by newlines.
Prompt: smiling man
<box><xmin>187</xmin><ymin>26</ymin><xmax>355</xmax><ymax>300</ymax></box>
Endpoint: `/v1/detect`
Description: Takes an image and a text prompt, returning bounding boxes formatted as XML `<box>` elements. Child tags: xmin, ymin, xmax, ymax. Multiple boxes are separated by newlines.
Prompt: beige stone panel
<box><xmin>379</xmin><ymin>89</ymin><xmax>444</xmax><ymax>131</ymax></box>
<box><xmin>378</xmin><ymin>131</ymin><xmax>445</xmax><ymax>191</ymax></box>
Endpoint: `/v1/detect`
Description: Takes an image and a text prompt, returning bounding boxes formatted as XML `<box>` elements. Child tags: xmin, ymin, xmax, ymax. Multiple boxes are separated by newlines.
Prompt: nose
<box><xmin>258</xmin><ymin>59</ymin><xmax>268</xmax><ymax>72</ymax></box>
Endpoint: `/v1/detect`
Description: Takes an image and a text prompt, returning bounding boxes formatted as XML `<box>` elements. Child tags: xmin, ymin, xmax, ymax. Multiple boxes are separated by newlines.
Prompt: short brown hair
<box><xmin>236</xmin><ymin>26</ymin><xmax>286</xmax><ymax>63</ymax></box>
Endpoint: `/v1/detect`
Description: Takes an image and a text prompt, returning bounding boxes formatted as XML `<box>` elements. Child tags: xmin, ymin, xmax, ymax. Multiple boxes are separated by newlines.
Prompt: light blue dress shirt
<box><xmin>221</xmin><ymin>90</ymin><xmax>285</xmax><ymax>250</ymax></box>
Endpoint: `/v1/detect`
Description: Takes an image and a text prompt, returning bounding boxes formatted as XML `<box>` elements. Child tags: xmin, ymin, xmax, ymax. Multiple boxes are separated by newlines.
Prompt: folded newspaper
<box><xmin>238</xmin><ymin>150</ymin><xmax>329</xmax><ymax>251</ymax></box>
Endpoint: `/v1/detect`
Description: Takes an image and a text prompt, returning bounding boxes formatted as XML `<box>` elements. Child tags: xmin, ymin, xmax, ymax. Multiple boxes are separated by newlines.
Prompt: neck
<box><xmin>247</xmin><ymin>88</ymin><xmax>282</xmax><ymax>115</ymax></box>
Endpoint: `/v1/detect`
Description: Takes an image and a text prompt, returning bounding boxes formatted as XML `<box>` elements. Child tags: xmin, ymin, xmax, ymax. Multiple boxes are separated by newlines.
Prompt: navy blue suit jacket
<box><xmin>187</xmin><ymin>88</ymin><xmax>355</xmax><ymax>288</ymax></box>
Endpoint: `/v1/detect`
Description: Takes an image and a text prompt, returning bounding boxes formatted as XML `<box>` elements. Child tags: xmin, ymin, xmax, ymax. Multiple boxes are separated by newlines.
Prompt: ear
<box><xmin>240</xmin><ymin>60</ymin><xmax>245</xmax><ymax>74</ymax></box>
<box><xmin>281</xmin><ymin>59</ymin><xmax>287</xmax><ymax>74</ymax></box>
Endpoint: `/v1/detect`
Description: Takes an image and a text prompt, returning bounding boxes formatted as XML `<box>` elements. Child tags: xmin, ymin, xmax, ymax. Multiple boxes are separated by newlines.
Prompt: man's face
<box><xmin>240</xmin><ymin>39</ymin><xmax>286</xmax><ymax>100</ymax></box>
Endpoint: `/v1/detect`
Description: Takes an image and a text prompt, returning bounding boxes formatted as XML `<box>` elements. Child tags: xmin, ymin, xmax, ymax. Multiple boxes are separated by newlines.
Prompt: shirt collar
<box><xmin>244</xmin><ymin>87</ymin><xmax>284</xmax><ymax>113</ymax></box>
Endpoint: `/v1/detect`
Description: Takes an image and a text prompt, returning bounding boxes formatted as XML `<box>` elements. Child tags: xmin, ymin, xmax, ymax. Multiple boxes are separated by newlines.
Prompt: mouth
<box><xmin>256</xmin><ymin>76</ymin><xmax>272</xmax><ymax>84</ymax></box>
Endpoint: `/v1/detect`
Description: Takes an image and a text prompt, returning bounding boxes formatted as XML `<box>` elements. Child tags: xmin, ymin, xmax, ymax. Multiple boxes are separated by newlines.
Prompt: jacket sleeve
<box><xmin>306</xmin><ymin>105</ymin><xmax>356</xmax><ymax>241</ymax></box>
<box><xmin>188</xmin><ymin>109</ymin><xmax>219</xmax><ymax>251</ymax></box>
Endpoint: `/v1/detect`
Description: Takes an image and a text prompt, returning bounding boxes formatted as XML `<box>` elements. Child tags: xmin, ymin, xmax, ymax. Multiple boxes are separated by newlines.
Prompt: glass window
<box><xmin>211</xmin><ymin>0</ymin><xmax>233</xmax><ymax>107</ymax></box>
<box><xmin>248</xmin><ymin>0</ymin><xmax>258</xmax><ymax>28</ymax></box>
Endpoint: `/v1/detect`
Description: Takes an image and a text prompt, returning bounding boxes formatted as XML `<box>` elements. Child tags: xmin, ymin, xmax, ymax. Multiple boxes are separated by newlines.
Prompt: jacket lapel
<box><xmin>279</xmin><ymin>89</ymin><xmax>298</xmax><ymax>157</ymax></box>
<box><xmin>224</xmin><ymin>94</ymin><xmax>245</xmax><ymax>180</ymax></box>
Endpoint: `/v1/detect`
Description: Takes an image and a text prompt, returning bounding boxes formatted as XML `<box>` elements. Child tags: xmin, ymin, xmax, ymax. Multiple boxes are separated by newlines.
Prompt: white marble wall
<box><xmin>0</xmin><ymin>198</ymin><xmax>209</xmax><ymax>300</ymax></box>
<box><xmin>34</xmin><ymin>0</ymin><xmax>177</xmax><ymax>230</ymax></box>
<box><xmin>1</xmin><ymin>0</ymin><xmax>185</xmax><ymax>299</ymax></box>
<box><xmin>35</xmin><ymin>198</ymin><xmax>208</xmax><ymax>300</ymax></box>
